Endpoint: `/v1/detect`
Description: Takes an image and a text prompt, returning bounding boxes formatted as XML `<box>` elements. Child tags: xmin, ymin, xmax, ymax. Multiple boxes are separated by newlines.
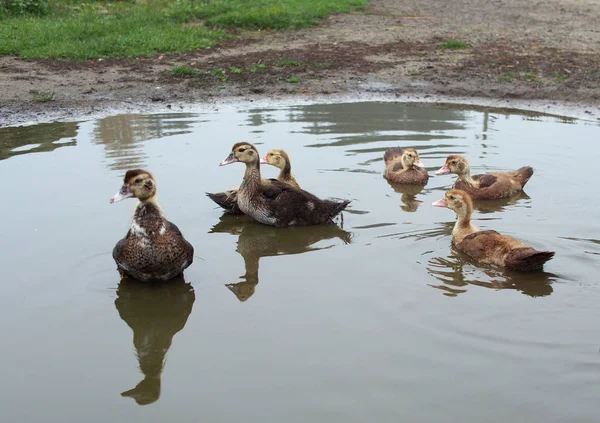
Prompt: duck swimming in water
<box><xmin>110</xmin><ymin>169</ymin><xmax>194</xmax><ymax>282</ymax></box>
<box><xmin>383</xmin><ymin>147</ymin><xmax>429</xmax><ymax>185</ymax></box>
<box><xmin>260</xmin><ymin>149</ymin><xmax>300</xmax><ymax>188</ymax></box>
<box><xmin>219</xmin><ymin>142</ymin><xmax>350</xmax><ymax>227</ymax></box>
<box><xmin>207</xmin><ymin>149</ymin><xmax>300</xmax><ymax>214</ymax></box>
<box><xmin>435</xmin><ymin>155</ymin><xmax>533</xmax><ymax>200</ymax></box>
<box><xmin>433</xmin><ymin>189</ymin><xmax>554</xmax><ymax>271</ymax></box>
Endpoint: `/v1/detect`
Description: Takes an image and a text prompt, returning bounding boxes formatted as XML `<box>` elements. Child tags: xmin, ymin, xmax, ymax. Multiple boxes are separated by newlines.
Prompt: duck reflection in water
<box><xmin>427</xmin><ymin>251</ymin><xmax>556</xmax><ymax>298</ymax></box>
<box><xmin>209</xmin><ymin>214</ymin><xmax>353</xmax><ymax>301</ymax></box>
<box><xmin>471</xmin><ymin>190</ymin><xmax>531</xmax><ymax>214</ymax></box>
<box><xmin>115</xmin><ymin>276</ymin><xmax>195</xmax><ymax>405</ymax></box>
<box><xmin>387</xmin><ymin>182</ymin><xmax>426</xmax><ymax>212</ymax></box>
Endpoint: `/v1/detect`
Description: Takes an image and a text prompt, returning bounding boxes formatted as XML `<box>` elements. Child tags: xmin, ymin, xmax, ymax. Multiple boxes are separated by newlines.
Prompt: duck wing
<box><xmin>471</xmin><ymin>173</ymin><xmax>498</xmax><ymax>188</ymax></box>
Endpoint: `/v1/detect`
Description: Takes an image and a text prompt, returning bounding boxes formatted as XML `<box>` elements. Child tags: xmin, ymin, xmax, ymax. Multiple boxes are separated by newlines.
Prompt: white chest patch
<box><xmin>159</xmin><ymin>225</ymin><xmax>166</xmax><ymax>235</ymax></box>
<box><xmin>130</xmin><ymin>221</ymin><xmax>148</xmax><ymax>237</ymax></box>
<box><xmin>306</xmin><ymin>201</ymin><xmax>315</xmax><ymax>211</ymax></box>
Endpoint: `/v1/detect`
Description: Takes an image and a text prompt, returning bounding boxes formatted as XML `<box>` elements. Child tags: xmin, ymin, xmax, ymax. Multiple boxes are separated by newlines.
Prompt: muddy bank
<box><xmin>2</xmin><ymin>0</ymin><xmax>600</xmax><ymax>126</ymax></box>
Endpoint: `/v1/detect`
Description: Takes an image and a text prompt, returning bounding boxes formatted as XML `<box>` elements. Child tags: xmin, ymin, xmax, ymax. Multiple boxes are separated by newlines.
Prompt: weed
<box><xmin>248</xmin><ymin>63</ymin><xmax>267</xmax><ymax>73</ymax></box>
<box><xmin>169</xmin><ymin>65</ymin><xmax>200</xmax><ymax>76</ymax></box>
<box><xmin>553</xmin><ymin>71</ymin><xmax>567</xmax><ymax>84</ymax></box>
<box><xmin>438</xmin><ymin>40</ymin><xmax>468</xmax><ymax>50</ymax></box>
<box><xmin>524</xmin><ymin>72</ymin><xmax>540</xmax><ymax>82</ymax></box>
<box><xmin>229</xmin><ymin>66</ymin><xmax>242</xmax><ymax>74</ymax></box>
<box><xmin>211</xmin><ymin>67</ymin><xmax>228</xmax><ymax>81</ymax></box>
<box><xmin>287</xmin><ymin>76</ymin><xmax>299</xmax><ymax>83</ymax></box>
<box><xmin>32</xmin><ymin>91</ymin><xmax>54</xmax><ymax>102</ymax></box>
<box><xmin>407</xmin><ymin>70</ymin><xmax>421</xmax><ymax>76</ymax></box>
<box><xmin>498</xmin><ymin>72</ymin><xmax>516</xmax><ymax>83</ymax></box>
<box><xmin>275</xmin><ymin>58</ymin><xmax>304</xmax><ymax>67</ymax></box>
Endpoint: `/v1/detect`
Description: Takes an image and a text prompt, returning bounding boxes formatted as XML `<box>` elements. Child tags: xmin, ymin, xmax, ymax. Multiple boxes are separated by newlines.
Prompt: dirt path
<box><xmin>2</xmin><ymin>0</ymin><xmax>600</xmax><ymax>126</ymax></box>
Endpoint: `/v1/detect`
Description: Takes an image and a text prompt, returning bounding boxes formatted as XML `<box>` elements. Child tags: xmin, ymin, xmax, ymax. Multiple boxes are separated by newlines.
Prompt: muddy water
<box><xmin>1</xmin><ymin>102</ymin><xmax>599</xmax><ymax>422</ymax></box>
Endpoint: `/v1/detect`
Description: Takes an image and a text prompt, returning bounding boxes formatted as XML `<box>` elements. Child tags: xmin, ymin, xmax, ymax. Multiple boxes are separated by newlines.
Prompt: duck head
<box><xmin>432</xmin><ymin>189</ymin><xmax>473</xmax><ymax>218</ymax></box>
<box><xmin>402</xmin><ymin>148</ymin><xmax>425</xmax><ymax>168</ymax></box>
<box><xmin>110</xmin><ymin>169</ymin><xmax>156</xmax><ymax>203</ymax></box>
<box><xmin>436</xmin><ymin>155</ymin><xmax>469</xmax><ymax>176</ymax></box>
<box><xmin>220</xmin><ymin>142</ymin><xmax>259</xmax><ymax>166</ymax></box>
<box><xmin>259</xmin><ymin>149</ymin><xmax>291</xmax><ymax>170</ymax></box>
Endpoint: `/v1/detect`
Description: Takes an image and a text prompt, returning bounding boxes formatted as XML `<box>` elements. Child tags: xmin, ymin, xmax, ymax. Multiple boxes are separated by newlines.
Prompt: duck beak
<box><xmin>435</xmin><ymin>164</ymin><xmax>450</xmax><ymax>175</ymax></box>
<box><xmin>432</xmin><ymin>198</ymin><xmax>448</xmax><ymax>207</ymax></box>
<box><xmin>259</xmin><ymin>156</ymin><xmax>269</xmax><ymax>165</ymax></box>
<box><xmin>220</xmin><ymin>153</ymin><xmax>238</xmax><ymax>166</ymax></box>
<box><xmin>110</xmin><ymin>184</ymin><xmax>134</xmax><ymax>204</ymax></box>
<box><xmin>414</xmin><ymin>158</ymin><xmax>425</xmax><ymax>168</ymax></box>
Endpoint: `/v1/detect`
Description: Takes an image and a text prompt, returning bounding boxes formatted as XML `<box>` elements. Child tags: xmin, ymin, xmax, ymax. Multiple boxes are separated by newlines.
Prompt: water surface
<box><xmin>1</xmin><ymin>102</ymin><xmax>599</xmax><ymax>423</ymax></box>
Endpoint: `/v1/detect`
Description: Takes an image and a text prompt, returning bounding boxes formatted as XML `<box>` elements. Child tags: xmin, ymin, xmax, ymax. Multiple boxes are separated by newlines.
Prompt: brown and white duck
<box><xmin>219</xmin><ymin>142</ymin><xmax>350</xmax><ymax>227</ymax></box>
<box><xmin>433</xmin><ymin>189</ymin><xmax>554</xmax><ymax>271</ymax></box>
<box><xmin>435</xmin><ymin>155</ymin><xmax>533</xmax><ymax>200</ymax></box>
<box><xmin>110</xmin><ymin>170</ymin><xmax>194</xmax><ymax>282</ymax></box>
<box><xmin>207</xmin><ymin>149</ymin><xmax>300</xmax><ymax>214</ymax></box>
<box><xmin>260</xmin><ymin>149</ymin><xmax>300</xmax><ymax>188</ymax></box>
<box><xmin>383</xmin><ymin>147</ymin><xmax>429</xmax><ymax>185</ymax></box>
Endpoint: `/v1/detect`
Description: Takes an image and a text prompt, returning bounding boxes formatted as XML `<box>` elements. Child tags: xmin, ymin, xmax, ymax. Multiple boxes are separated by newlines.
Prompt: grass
<box><xmin>553</xmin><ymin>71</ymin><xmax>567</xmax><ymax>84</ymax></box>
<box><xmin>0</xmin><ymin>0</ymin><xmax>368</xmax><ymax>60</ymax></box>
<box><xmin>438</xmin><ymin>40</ymin><xmax>468</xmax><ymax>50</ymax></box>
<box><xmin>498</xmin><ymin>72</ymin><xmax>516</xmax><ymax>83</ymax></box>
<box><xmin>524</xmin><ymin>72</ymin><xmax>540</xmax><ymax>82</ymax></box>
<box><xmin>287</xmin><ymin>76</ymin><xmax>300</xmax><ymax>83</ymax></box>
<box><xmin>32</xmin><ymin>91</ymin><xmax>54</xmax><ymax>102</ymax></box>
<box><xmin>275</xmin><ymin>58</ymin><xmax>304</xmax><ymax>67</ymax></box>
<box><xmin>169</xmin><ymin>65</ymin><xmax>201</xmax><ymax>77</ymax></box>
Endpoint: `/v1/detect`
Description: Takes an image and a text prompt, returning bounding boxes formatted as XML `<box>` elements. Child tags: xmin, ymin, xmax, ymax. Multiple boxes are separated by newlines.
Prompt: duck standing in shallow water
<box><xmin>110</xmin><ymin>170</ymin><xmax>194</xmax><ymax>282</ymax></box>
<box><xmin>207</xmin><ymin>149</ymin><xmax>300</xmax><ymax>214</ymax></box>
<box><xmin>433</xmin><ymin>189</ymin><xmax>554</xmax><ymax>271</ymax></box>
<box><xmin>260</xmin><ymin>149</ymin><xmax>300</xmax><ymax>188</ymax></box>
<box><xmin>383</xmin><ymin>147</ymin><xmax>429</xmax><ymax>185</ymax></box>
<box><xmin>219</xmin><ymin>142</ymin><xmax>350</xmax><ymax>227</ymax></box>
<box><xmin>435</xmin><ymin>155</ymin><xmax>533</xmax><ymax>200</ymax></box>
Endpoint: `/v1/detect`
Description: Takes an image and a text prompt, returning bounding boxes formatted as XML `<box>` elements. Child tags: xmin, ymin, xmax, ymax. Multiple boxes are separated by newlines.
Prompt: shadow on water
<box><xmin>0</xmin><ymin>122</ymin><xmax>77</xmax><ymax>160</ymax></box>
<box><xmin>209</xmin><ymin>214</ymin><xmax>353</xmax><ymax>302</ymax></box>
<box><xmin>115</xmin><ymin>276</ymin><xmax>195</xmax><ymax>405</ymax></box>
<box><xmin>386</xmin><ymin>182</ymin><xmax>426</xmax><ymax>213</ymax></box>
<box><xmin>472</xmin><ymin>191</ymin><xmax>532</xmax><ymax>214</ymax></box>
<box><xmin>427</xmin><ymin>250</ymin><xmax>556</xmax><ymax>298</ymax></box>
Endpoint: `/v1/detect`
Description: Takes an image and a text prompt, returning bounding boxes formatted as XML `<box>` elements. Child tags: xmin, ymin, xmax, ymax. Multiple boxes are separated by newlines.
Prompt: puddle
<box><xmin>1</xmin><ymin>102</ymin><xmax>599</xmax><ymax>422</ymax></box>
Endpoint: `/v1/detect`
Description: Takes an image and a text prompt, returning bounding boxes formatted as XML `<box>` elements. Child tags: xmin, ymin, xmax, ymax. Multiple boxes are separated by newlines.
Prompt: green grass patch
<box><xmin>498</xmin><ymin>72</ymin><xmax>516</xmax><ymax>83</ymax></box>
<box><xmin>169</xmin><ymin>65</ymin><xmax>201</xmax><ymax>77</ymax></box>
<box><xmin>524</xmin><ymin>72</ymin><xmax>540</xmax><ymax>82</ymax></box>
<box><xmin>553</xmin><ymin>71</ymin><xmax>567</xmax><ymax>84</ymax></box>
<box><xmin>287</xmin><ymin>76</ymin><xmax>299</xmax><ymax>83</ymax></box>
<box><xmin>1</xmin><ymin>0</ymin><xmax>369</xmax><ymax>59</ymax></box>
<box><xmin>32</xmin><ymin>91</ymin><xmax>54</xmax><ymax>102</ymax></box>
<box><xmin>438</xmin><ymin>40</ymin><xmax>468</xmax><ymax>50</ymax></box>
<box><xmin>275</xmin><ymin>58</ymin><xmax>304</xmax><ymax>67</ymax></box>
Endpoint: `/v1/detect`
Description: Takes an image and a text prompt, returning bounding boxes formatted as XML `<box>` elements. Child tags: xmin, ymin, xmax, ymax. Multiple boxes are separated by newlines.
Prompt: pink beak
<box><xmin>413</xmin><ymin>158</ymin><xmax>425</xmax><ymax>168</ymax></box>
<box><xmin>110</xmin><ymin>184</ymin><xmax>134</xmax><ymax>204</ymax></box>
<box><xmin>220</xmin><ymin>153</ymin><xmax>238</xmax><ymax>166</ymax></box>
<box><xmin>432</xmin><ymin>198</ymin><xmax>448</xmax><ymax>207</ymax></box>
<box><xmin>435</xmin><ymin>164</ymin><xmax>451</xmax><ymax>175</ymax></box>
<box><xmin>259</xmin><ymin>156</ymin><xmax>269</xmax><ymax>165</ymax></box>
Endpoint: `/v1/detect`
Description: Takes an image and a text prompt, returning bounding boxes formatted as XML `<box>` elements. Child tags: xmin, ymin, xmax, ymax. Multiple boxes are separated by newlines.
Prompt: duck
<box><xmin>435</xmin><ymin>155</ymin><xmax>533</xmax><ymax>200</ymax></box>
<box><xmin>219</xmin><ymin>142</ymin><xmax>350</xmax><ymax>227</ymax></box>
<box><xmin>383</xmin><ymin>147</ymin><xmax>429</xmax><ymax>185</ymax></box>
<box><xmin>206</xmin><ymin>149</ymin><xmax>300</xmax><ymax>214</ymax></box>
<box><xmin>260</xmin><ymin>149</ymin><xmax>300</xmax><ymax>188</ymax></box>
<box><xmin>432</xmin><ymin>189</ymin><xmax>554</xmax><ymax>271</ymax></box>
<box><xmin>110</xmin><ymin>169</ymin><xmax>194</xmax><ymax>282</ymax></box>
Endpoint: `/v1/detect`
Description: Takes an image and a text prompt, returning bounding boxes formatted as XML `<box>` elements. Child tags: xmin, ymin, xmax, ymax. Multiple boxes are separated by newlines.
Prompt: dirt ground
<box><xmin>2</xmin><ymin>0</ymin><xmax>600</xmax><ymax>126</ymax></box>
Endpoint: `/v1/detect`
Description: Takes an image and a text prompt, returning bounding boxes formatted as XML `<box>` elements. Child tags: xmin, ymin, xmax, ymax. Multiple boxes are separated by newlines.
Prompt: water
<box><xmin>1</xmin><ymin>102</ymin><xmax>599</xmax><ymax>422</ymax></box>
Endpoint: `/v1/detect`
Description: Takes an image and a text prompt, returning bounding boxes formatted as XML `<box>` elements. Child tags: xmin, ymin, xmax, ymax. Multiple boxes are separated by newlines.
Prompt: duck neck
<box><xmin>457</xmin><ymin>168</ymin><xmax>476</xmax><ymax>186</ymax></box>
<box><xmin>452</xmin><ymin>208</ymin><xmax>478</xmax><ymax>243</ymax></box>
<box><xmin>240</xmin><ymin>161</ymin><xmax>261</xmax><ymax>194</ymax></box>
<box><xmin>278</xmin><ymin>162</ymin><xmax>295</xmax><ymax>183</ymax></box>
<box><xmin>132</xmin><ymin>196</ymin><xmax>165</xmax><ymax>237</ymax></box>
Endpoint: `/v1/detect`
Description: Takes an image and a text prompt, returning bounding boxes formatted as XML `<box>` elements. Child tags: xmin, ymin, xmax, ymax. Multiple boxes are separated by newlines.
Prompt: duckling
<box><xmin>260</xmin><ymin>149</ymin><xmax>300</xmax><ymax>188</ymax></box>
<box><xmin>383</xmin><ymin>147</ymin><xmax>429</xmax><ymax>185</ymax></box>
<box><xmin>219</xmin><ymin>142</ymin><xmax>350</xmax><ymax>227</ymax></box>
<box><xmin>433</xmin><ymin>189</ymin><xmax>554</xmax><ymax>271</ymax></box>
<box><xmin>110</xmin><ymin>170</ymin><xmax>194</xmax><ymax>282</ymax></box>
<box><xmin>207</xmin><ymin>149</ymin><xmax>300</xmax><ymax>214</ymax></box>
<box><xmin>435</xmin><ymin>155</ymin><xmax>533</xmax><ymax>200</ymax></box>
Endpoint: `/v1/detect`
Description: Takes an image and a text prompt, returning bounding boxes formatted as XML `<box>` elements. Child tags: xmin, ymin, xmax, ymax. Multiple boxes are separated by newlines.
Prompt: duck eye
<box><xmin>449</xmin><ymin>196</ymin><xmax>455</xmax><ymax>200</ymax></box>
<box><xmin>451</xmin><ymin>161</ymin><xmax>456</xmax><ymax>165</ymax></box>
<box><xmin>238</xmin><ymin>148</ymin><xmax>246</xmax><ymax>153</ymax></box>
<box><xmin>135</xmin><ymin>178</ymin><xmax>142</xmax><ymax>184</ymax></box>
